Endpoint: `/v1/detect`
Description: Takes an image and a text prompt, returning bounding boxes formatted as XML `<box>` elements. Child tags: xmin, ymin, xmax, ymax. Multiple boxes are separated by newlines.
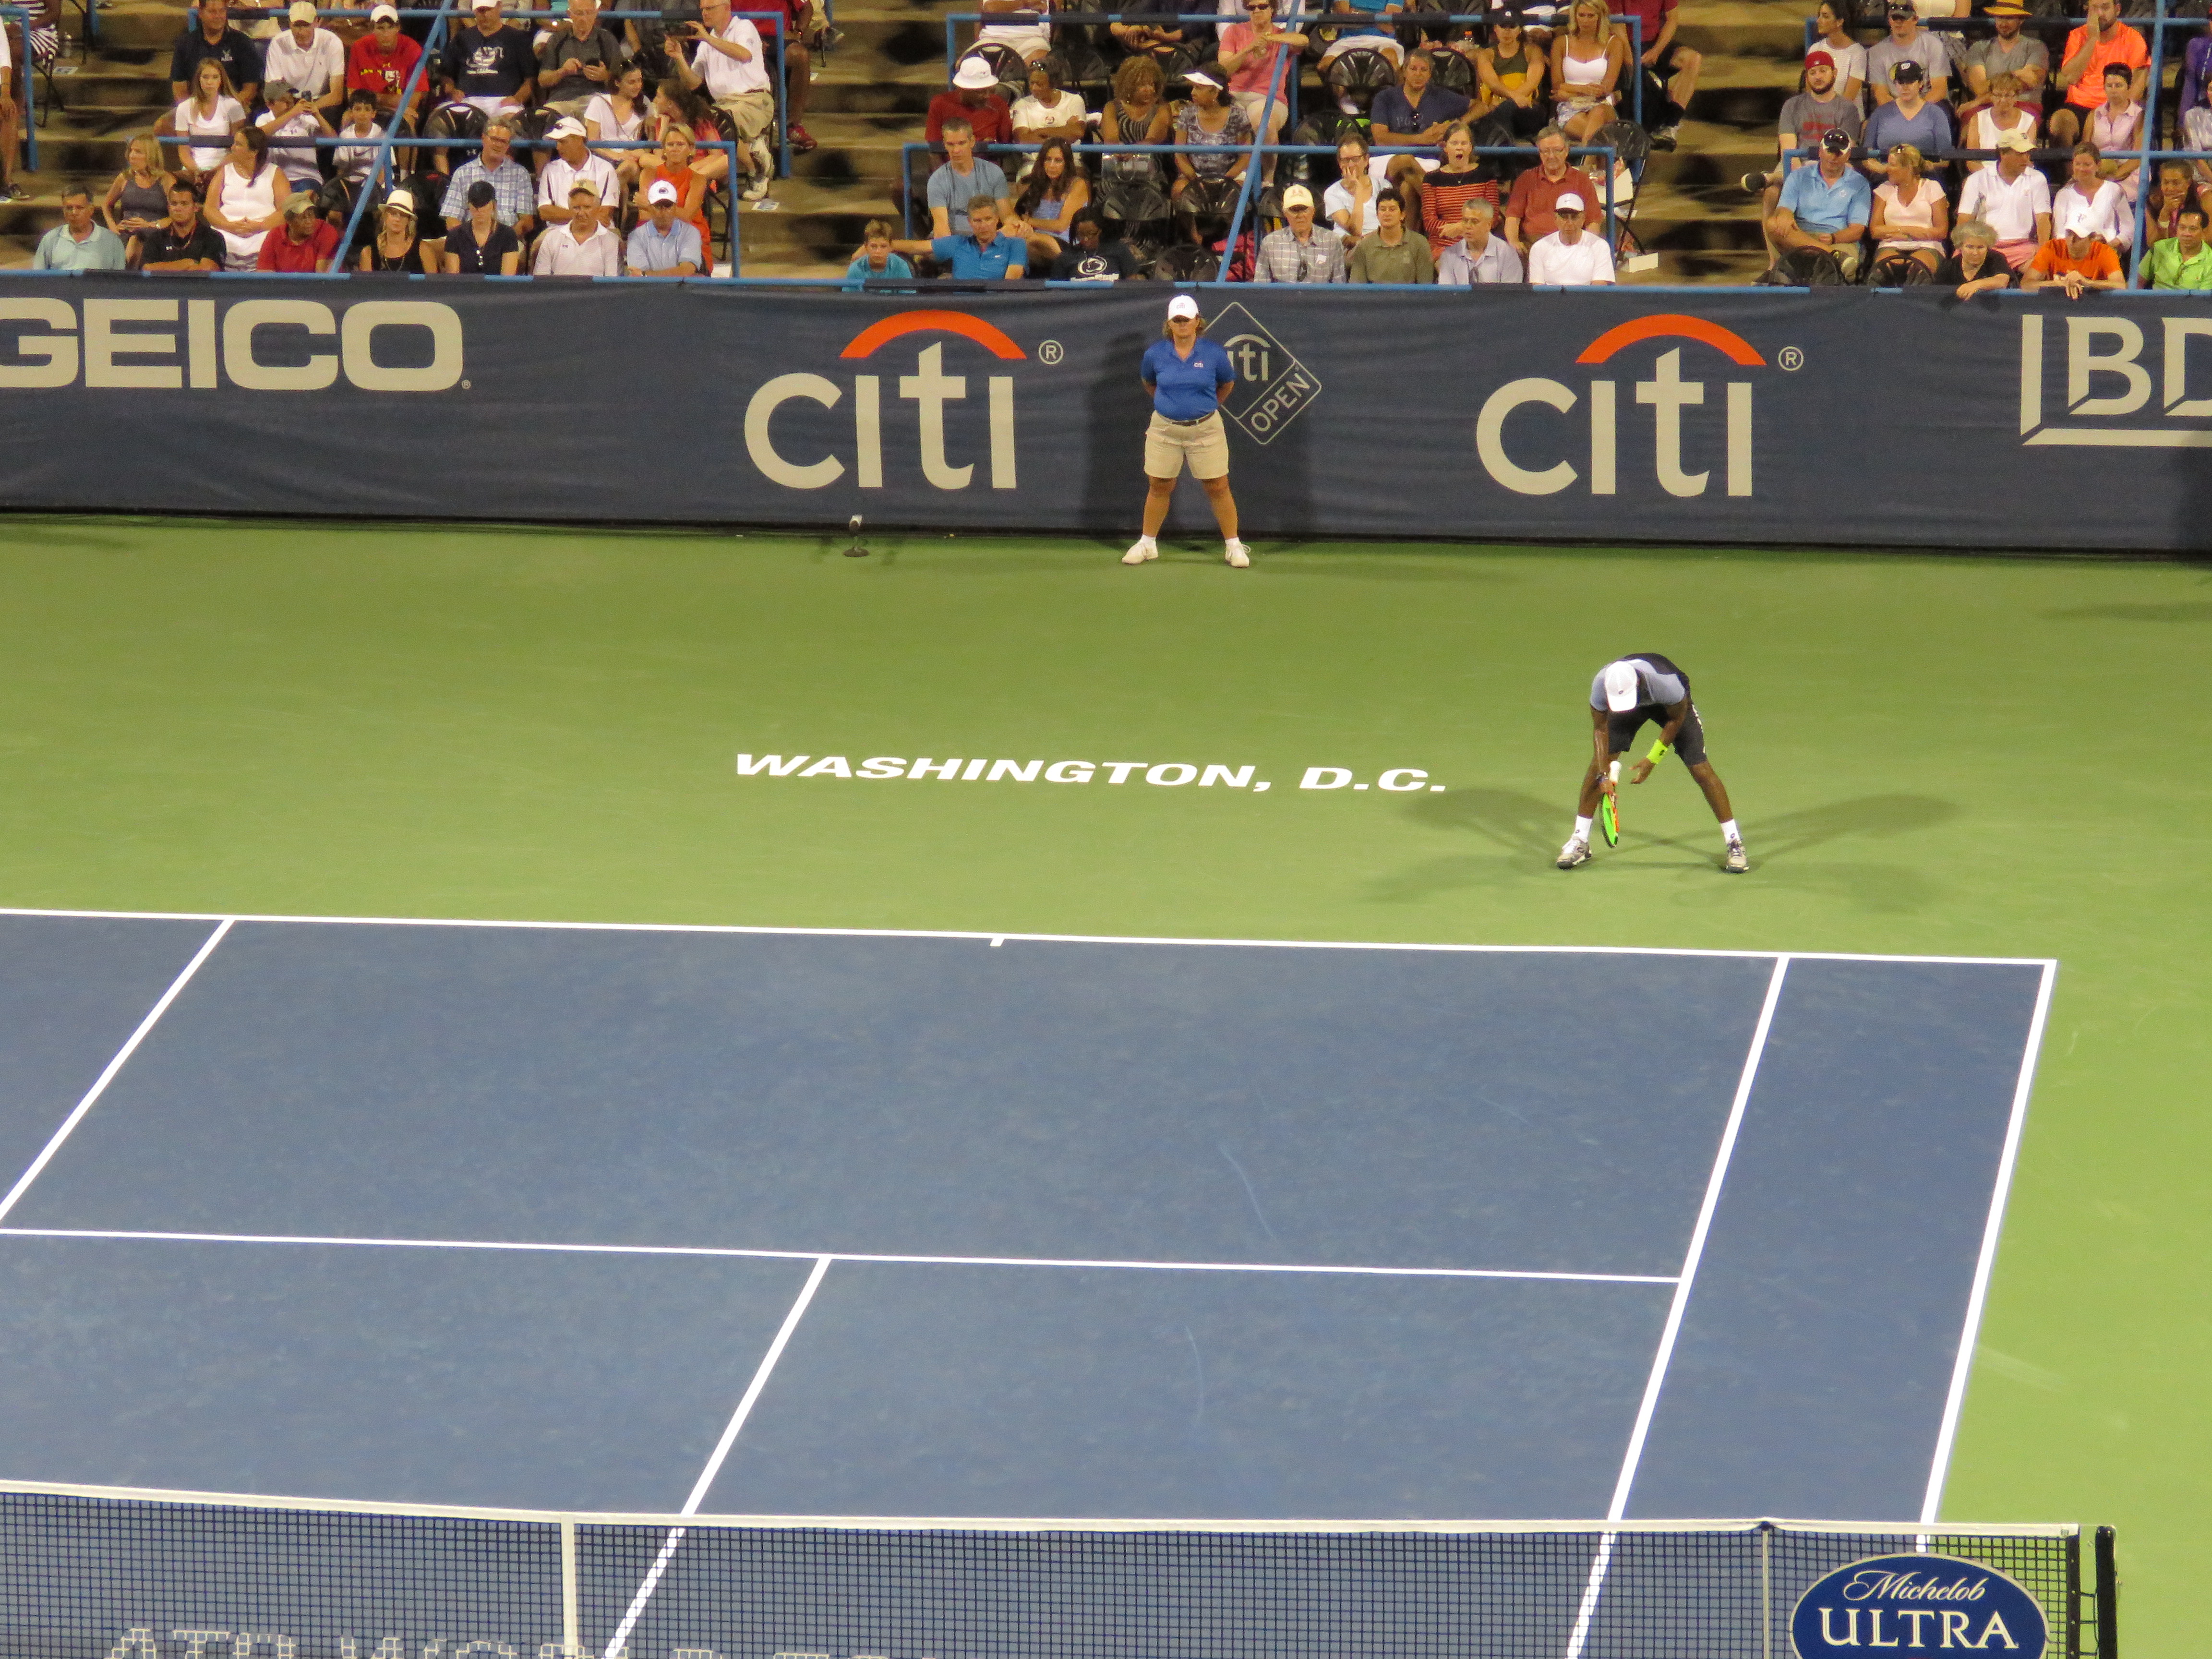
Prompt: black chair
<box><xmin>1283</xmin><ymin>109</ymin><xmax>1360</xmax><ymax>186</ymax></box>
<box><xmin>1590</xmin><ymin>115</ymin><xmax>1648</xmax><ymax>252</ymax></box>
<box><xmin>1422</xmin><ymin>44</ymin><xmax>1475</xmax><ymax>97</ymax></box>
<box><xmin>1160</xmin><ymin>39</ymin><xmax>1210</xmax><ymax>95</ymax></box>
<box><xmin>1397</xmin><ymin>0</ymin><xmax>1450</xmax><ymax>49</ymax></box>
<box><xmin>1324</xmin><ymin>45</ymin><xmax>1400</xmax><ymax>116</ymax></box>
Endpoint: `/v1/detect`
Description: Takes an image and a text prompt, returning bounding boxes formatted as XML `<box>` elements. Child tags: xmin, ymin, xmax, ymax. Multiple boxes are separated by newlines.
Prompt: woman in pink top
<box><xmin>2088</xmin><ymin>60</ymin><xmax>2142</xmax><ymax>203</ymax></box>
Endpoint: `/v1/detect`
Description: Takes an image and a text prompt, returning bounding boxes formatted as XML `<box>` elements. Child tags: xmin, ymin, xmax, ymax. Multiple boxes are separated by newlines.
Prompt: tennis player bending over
<box><xmin>1559</xmin><ymin>653</ymin><xmax>1748</xmax><ymax>874</ymax></box>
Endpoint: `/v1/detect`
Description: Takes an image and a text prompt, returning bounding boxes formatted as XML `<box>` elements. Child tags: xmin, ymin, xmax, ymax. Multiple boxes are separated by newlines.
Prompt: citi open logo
<box><xmin>744</xmin><ymin>310</ymin><xmax>1022</xmax><ymax>492</ymax></box>
<box><xmin>1210</xmin><ymin>302</ymin><xmax>1321</xmax><ymax>445</ymax></box>
<box><xmin>2017</xmin><ymin>312</ymin><xmax>2212</xmax><ymax>447</ymax></box>
<box><xmin>1475</xmin><ymin>313</ymin><xmax>1763</xmax><ymax>499</ymax></box>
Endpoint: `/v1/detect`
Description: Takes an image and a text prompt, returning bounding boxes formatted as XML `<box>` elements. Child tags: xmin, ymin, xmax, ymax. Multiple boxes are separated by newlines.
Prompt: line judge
<box><xmin>1560</xmin><ymin>653</ymin><xmax>1748</xmax><ymax>873</ymax></box>
<box><xmin>1124</xmin><ymin>295</ymin><xmax>1252</xmax><ymax>568</ymax></box>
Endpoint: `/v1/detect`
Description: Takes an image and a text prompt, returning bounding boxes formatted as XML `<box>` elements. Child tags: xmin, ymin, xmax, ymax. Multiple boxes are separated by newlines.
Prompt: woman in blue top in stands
<box><xmin>1122</xmin><ymin>296</ymin><xmax>1250</xmax><ymax>570</ymax></box>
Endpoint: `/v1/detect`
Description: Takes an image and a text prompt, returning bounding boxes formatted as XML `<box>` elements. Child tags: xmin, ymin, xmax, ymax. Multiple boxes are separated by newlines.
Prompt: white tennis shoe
<box><xmin>1556</xmin><ymin>838</ymin><xmax>1591</xmax><ymax>869</ymax></box>
<box><xmin>1123</xmin><ymin>537</ymin><xmax>1158</xmax><ymax>565</ymax></box>
<box><xmin>1723</xmin><ymin>841</ymin><xmax>1749</xmax><ymax>874</ymax></box>
<box><xmin>1224</xmin><ymin>539</ymin><xmax>1250</xmax><ymax>567</ymax></box>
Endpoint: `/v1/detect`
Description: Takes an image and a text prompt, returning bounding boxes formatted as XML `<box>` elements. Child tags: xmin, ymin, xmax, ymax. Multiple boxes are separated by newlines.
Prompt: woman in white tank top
<box><xmin>1869</xmin><ymin>142</ymin><xmax>1949</xmax><ymax>277</ymax></box>
<box><xmin>1550</xmin><ymin>0</ymin><xmax>1626</xmax><ymax>142</ymax></box>
<box><xmin>203</xmin><ymin>126</ymin><xmax>290</xmax><ymax>270</ymax></box>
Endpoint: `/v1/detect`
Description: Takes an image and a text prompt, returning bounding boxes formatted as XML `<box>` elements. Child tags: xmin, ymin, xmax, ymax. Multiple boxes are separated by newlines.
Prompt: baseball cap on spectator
<box><xmin>369</xmin><ymin>3</ymin><xmax>398</xmax><ymax>20</ymax></box>
<box><xmin>568</xmin><ymin>178</ymin><xmax>601</xmax><ymax>198</ymax></box>
<box><xmin>1555</xmin><ymin>192</ymin><xmax>1587</xmax><ymax>211</ymax></box>
<box><xmin>1166</xmin><ymin>294</ymin><xmax>1200</xmax><ymax>320</ymax></box>
<box><xmin>467</xmin><ymin>179</ymin><xmax>497</xmax><ymax>208</ymax></box>
<box><xmin>1885</xmin><ymin>2</ymin><xmax>1912</xmax><ymax>15</ymax></box>
<box><xmin>953</xmin><ymin>56</ymin><xmax>998</xmax><ymax>90</ymax></box>
<box><xmin>1820</xmin><ymin>126</ymin><xmax>1852</xmax><ymax>152</ymax></box>
<box><xmin>548</xmin><ymin>116</ymin><xmax>587</xmax><ymax>139</ymax></box>
<box><xmin>1805</xmin><ymin>49</ymin><xmax>1834</xmax><ymax>71</ymax></box>
<box><xmin>266</xmin><ymin>81</ymin><xmax>297</xmax><ymax>100</ymax></box>
<box><xmin>471</xmin><ymin>0</ymin><xmax>502</xmax><ymax>10</ymax></box>
<box><xmin>1282</xmin><ymin>184</ymin><xmax>1314</xmax><ymax>209</ymax></box>
<box><xmin>1996</xmin><ymin>128</ymin><xmax>2033</xmax><ymax>151</ymax></box>
<box><xmin>1890</xmin><ymin>59</ymin><xmax>1923</xmax><ymax>83</ymax></box>
<box><xmin>646</xmin><ymin>179</ymin><xmax>680</xmax><ymax>204</ymax></box>
<box><xmin>2064</xmin><ymin>209</ymin><xmax>2096</xmax><ymax>237</ymax></box>
<box><xmin>288</xmin><ymin>0</ymin><xmax>316</xmax><ymax>19</ymax></box>
<box><xmin>281</xmin><ymin>193</ymin><xmax>317</xmax><ymax>218</ymax></box>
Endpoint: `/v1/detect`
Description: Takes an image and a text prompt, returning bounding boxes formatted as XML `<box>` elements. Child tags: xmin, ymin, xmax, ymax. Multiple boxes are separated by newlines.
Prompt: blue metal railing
<box><xmin>4</xmin><ymin>6</ymin><xmax>38</xmax><ymax>170</ymax></box>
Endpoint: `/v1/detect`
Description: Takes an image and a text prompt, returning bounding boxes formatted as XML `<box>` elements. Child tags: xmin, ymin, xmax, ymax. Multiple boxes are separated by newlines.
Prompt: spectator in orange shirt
<box><xmin>2022</xmin><ymin>210</ymin><xmax>2125</xmax><ymax>297</ymax></box>
<box><xmin>2049</xmin><ymin>0</ymin><xmax>2146</xmax><ymax>148</ymax></box>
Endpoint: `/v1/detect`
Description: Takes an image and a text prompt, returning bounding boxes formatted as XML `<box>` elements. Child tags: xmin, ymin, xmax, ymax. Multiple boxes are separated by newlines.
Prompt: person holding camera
<box><xmin>671</xmin><ymin>0</ymin><xmax>777</xmax><ymax>202</ymax></box>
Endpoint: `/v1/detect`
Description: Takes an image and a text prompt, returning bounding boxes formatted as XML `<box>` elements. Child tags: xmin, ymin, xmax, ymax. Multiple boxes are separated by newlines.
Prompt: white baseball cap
<box><xmin>1602</xmin><ymin>661</ymin><xmax>1640</xmax><ymax>712</ymax></box>
<box><xmin>1555</xmin><ymin>191</ymin><xmax>1587</xmax><ymax>212</ymax></box>
<box><xmin>369</xmin><ymin>3</ymin><xmax>399</xmax><ymax>20</ymax></box>
<box><xmin>2064</xmin><ymin>209</ymin><xmax>2096</xmax><ymax>237</ymax></box>
<box><xmin>548</xmin><ymin>116</ymin><xmax>587</xmax><ymax>139</ymax></box>
<box><xmin>646</xmin><ymin>179</ymin><xmax>680</xmax><ymax>204</ymax></box>
<box><xmin>1166</xmin><ymin>294</ymin><xmax>1200</xmax><ymax>320</ymax></box>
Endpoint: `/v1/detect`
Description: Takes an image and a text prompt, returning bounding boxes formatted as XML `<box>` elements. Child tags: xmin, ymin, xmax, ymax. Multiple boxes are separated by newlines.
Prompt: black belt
<box><xmin>1161</xmin><ymin>413</ymin><xmax>1216</xmax><ymax>427</ymax></box>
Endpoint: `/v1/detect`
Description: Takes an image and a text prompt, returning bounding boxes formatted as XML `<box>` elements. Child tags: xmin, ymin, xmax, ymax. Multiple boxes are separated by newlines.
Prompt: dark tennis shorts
<box><xmin>1607</xmin><ymin>702</ymin><xmax>1707</xmax><ymax>767</ymax></box>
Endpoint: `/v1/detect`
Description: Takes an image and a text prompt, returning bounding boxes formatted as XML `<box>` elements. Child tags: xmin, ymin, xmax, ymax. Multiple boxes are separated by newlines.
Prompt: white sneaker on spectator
<box><xmin>742</xmin><ymin>170</ymin><xmax>770</xmax><ymax>202</ymax></box>
<box><xmin>1123</xmin><ymin>536</ymin><xmax>1158</xmax><ymax>565</ymax></box>
<box><xmin>1556</xmin><ymin>837</ymin><xmax>1591</xmax><ymax>869</ymax></box>
<box><xmin>1224</xmin><ymin>539</ymin><xmax>1250</xmax><ymax>567</ymax></box>
<box><xmin>750</xmin><ymin>135</ymin><xmax>774</xmax><ymax>179</ymax></box>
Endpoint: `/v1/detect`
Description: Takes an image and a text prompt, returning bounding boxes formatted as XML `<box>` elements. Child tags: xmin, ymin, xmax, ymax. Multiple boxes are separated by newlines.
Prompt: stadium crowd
<box><xmin>13</xmin><ymin>0</ymin><xmax>2212</xmax><ymax>286</ymax></box>
<box><xmin>27</xmin><ymin>0</ymin><xmax>826</xmax><ymax>272</ymax></box>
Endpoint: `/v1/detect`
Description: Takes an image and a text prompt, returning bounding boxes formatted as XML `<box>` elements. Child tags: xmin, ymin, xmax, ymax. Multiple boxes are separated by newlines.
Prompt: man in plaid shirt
<box><xmin>439</xmin><ymin>119</ymin><xmax>538</xmax><ymax>237</ymax></box>
<box><xmin>1252</xmin><ymin>185</ymin><xmax>1346</xmax><ymax>282</ymax></box>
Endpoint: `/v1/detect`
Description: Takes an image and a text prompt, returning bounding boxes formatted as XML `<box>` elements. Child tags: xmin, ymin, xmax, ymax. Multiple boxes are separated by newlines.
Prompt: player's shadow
<box><xmin>1401</xmin><ymin>786</ymin><xmax>1562</xmax><ymax>858</ymax></box>
<box><xmin>1751</xmin><ymin>793</ymin><xmax>1958</xmax><ymax>861</ymax></box>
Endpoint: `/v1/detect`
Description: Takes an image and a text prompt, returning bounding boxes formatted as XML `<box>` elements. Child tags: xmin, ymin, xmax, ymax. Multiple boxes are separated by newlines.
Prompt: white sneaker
<box><xmin>1557</xmin><ymin>838</ymin><xmax>1591</xmax><ymax>870</ymax></box>
<box><xmin>1224</xmin><ymin>540</ymin><xmax>1250</xmax><ymax>567</ymax></box>
<box><xmin>1723</xmin><ymin>840</ymin><xmax>1749</xmax><ymax>874</ymax></box>
<box><xmin>1122</xmin><ymin>538</ymin><xmax>1158</xmax><ymax>565</ymax></box>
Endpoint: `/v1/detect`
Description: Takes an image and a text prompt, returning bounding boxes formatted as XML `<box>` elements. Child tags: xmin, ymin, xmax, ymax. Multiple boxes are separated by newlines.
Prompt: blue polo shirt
<box><xmin>1142</xmin><ymin>335</ymin><xmax>1234</xmax><ymax>420</ymax></box>
<box><xmin>1777</xmin><ymin>162</ymin><xmax>1871</xmax><ymax>236</ymax></box>
<box><xmin>931</xmin><ymin>233</ymin><xmax>1023</xmax><ymax>279</ymax></box>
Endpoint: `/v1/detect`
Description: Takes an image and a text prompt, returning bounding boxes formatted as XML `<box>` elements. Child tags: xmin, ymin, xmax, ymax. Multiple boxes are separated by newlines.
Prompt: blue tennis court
<box><xmin>0</xmin><ymin>912</ymin><xmax>2052</xmax><ymax>1526</ymax></box>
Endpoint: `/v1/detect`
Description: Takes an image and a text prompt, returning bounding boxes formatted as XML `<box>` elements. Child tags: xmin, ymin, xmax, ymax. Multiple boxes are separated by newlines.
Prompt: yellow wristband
<box><xmin>1647</xmin><ymin>740</ymin><xmax>1670</xmax><ymax>763</ymax></box>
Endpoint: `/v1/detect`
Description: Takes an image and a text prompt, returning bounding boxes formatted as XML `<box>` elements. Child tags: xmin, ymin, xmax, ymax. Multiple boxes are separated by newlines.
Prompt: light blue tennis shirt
<box><xmin>1141</xmin><ymin>335</ymin><xmax>1234</xmax><ymax>420</ymax></box>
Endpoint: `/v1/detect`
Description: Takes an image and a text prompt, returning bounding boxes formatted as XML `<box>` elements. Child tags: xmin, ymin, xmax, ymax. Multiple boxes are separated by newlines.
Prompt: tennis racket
<box><xmin>1600</xmin><ymin>761</ymin><xmax>1620</xmax><ymax>847</ymax></box>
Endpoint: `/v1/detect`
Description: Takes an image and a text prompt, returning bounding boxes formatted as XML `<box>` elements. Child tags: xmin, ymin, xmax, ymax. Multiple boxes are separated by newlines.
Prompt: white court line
<box><xmin>0</xmin><ymin>919</ymin><xmax>233</xmax><ymax>1228</ymax></box>
<box><xmin>1561</xmin><ymin>954</ymin><xmax>1791</xmax><ymax>1659</ymax></box>
<box><xmin>0</xmin><ymin>1226</ymin><xmax>1679</xmax><ymax>1286</ymax></box>
<box><xmin>1918</xmin><ymin>958</ymin><xmax>2060</xmax><ymax>1526</ymax></box>
<box><xmin>602</xmin><ymin>1255</ymin><xmax>833</xmax><ymax>1659</ymax></box>
<box><xmin>0</xmin><ymin>904</ymin><xmax>2058</xmax><ymax>968</ymax></box>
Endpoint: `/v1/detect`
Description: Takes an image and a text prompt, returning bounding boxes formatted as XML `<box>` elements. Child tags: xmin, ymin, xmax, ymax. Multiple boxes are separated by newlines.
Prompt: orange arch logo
<box><xmin>840</xmin><ymin>312</ymin><xmax>1026</xmax><ymax>361</ymax></box>
<box><xmin>1575</xmin><ymin>314</ymin><xmax>1765</xmax><ymax>368</ymax></box>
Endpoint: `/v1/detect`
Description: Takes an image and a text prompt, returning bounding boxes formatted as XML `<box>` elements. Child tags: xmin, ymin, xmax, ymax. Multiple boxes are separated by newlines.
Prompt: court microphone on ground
<box><xmin>845</xmin><ymin>515</ymin><xmax>868</xmax><ymax>558</ymax></box>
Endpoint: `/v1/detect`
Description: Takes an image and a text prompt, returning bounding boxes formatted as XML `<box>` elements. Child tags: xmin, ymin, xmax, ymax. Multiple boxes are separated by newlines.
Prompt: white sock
<box><xmin>1134</xmin><ymin>534</ymin><xmax>1156</xmax><ymax>549</ymax></box>
<box><xmin>1573</xmin><ymin>816</ymin><xmax>1593</xmax><ymax>842</ymax></box>
<box><xmin>1226</xmin><ymin>536</ymin><xmax>1246</xmax><ymax>550</ymax></box>
<box><xmin>1721</xmin><ymin>818</ymin><xmax>1741</xmax><ymax>845</ymax></box>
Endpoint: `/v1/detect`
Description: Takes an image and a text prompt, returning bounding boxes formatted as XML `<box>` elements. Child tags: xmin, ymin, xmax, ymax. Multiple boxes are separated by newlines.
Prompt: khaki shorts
<box><xmin>1145</xmin><ymin>410</ymin><xmax>1230</xmax><ymax>481</ymax></box>
<box><xmin>713</xmin><ymin>90</ymin><xmax>778</xmax><ymax>142</ymax></box>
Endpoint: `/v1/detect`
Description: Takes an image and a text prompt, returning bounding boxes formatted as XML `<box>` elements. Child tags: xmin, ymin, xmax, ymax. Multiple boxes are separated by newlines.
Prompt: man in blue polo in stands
<box><xmin>1765</xmin><ymin>124</ymin><xmax>1871</xmax><ymax>280</ymax></box>
<box><xmin>892</xmin><ymin>195</ymin><xmax>1026</xmax><ymax>279</ymax></box>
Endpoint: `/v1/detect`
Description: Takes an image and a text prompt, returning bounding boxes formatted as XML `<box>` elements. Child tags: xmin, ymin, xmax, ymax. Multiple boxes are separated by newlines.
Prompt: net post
<box><xmin>561</xmin><ymin>1515</ymin><xmax>580</xmax><ymax>1658</ymax></box>
<box><xmin>1758</xmin><ymin>1521</ymin><xmax>1774</xmax><ymax>1659</ymax></box>
<box><xmin>2065</xmin><ymin>1526</ymin><xmax>2081</xmax><ymax>1659</ymax></box>
<box><xmin>2093</xmin><ymin>1525</ymin><xmax>2119</xmax><ymax>1659</ymax></box>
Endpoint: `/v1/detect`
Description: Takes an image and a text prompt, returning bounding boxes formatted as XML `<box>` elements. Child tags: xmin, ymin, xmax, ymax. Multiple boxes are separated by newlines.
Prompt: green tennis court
<box><xmin>0</xmin><ymin>517</ymin><xmax>2203</xmax><ymax>1655</ymax></box>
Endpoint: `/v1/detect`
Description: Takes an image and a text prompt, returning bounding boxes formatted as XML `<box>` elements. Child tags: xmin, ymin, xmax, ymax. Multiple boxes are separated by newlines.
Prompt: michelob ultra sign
<box><xmin>1791</xmin><ymin>1554</ymin><xmax>2048</xmax><ymax>1658</ymax></box>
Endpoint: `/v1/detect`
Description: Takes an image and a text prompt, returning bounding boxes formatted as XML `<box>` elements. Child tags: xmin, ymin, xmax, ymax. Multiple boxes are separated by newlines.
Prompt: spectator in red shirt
<box><xmin>348</xmin><ymin>3</ymin><xmax>425</xmax><ymax>132</ymax></box>
<box><xmin>927</xmin><ymin>55</ymin><xmax>1014</xmax><ymax>154</ymax></box>
<box><xmin>1612</xmin><ymin>0</ymin><xmax>1699</xmax><ymax>151</ymax></box>
<box><xmin>256</xmin><ymin>193</ymin><xmax>339</xmax><ymax>270</ymax></box>
<box><xmin>1503</xmin><ymin>124</ymin><xmax>1581</xmax><ymax>253</ymax></box>
<box><xmin>2049</xmin><ymin>0</ymin><xmax>2147</xmax><ymax>147</ymax></box>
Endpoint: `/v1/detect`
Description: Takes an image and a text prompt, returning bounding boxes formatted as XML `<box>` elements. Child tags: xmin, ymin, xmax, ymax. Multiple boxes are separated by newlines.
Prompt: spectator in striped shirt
<box><xmin>1419</xmin><ymin>121</ymin><xmax>1499</xmax><ymax>253</ymax></box>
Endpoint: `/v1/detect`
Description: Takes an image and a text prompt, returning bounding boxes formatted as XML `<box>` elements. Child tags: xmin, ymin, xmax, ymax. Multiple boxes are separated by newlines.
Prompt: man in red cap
<box><xmin>1742</xmin><ymin>48</ymin><xmax>1860</xmax><ymax>199</ymax></box>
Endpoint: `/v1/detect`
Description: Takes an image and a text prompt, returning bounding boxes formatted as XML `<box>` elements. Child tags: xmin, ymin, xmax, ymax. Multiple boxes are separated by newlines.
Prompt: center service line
<box><xmin>601</xmin><ymin>1254</ymin><xmax>833</xmax><ymax>1659</ymax></box>
<box><xmin>0</xmin><ymin>918</ymin><xmax>234</xmax><ymax>1228</ymax></box>
<box><xmin>1561</xmin><ymin>954</ymin><xmax>1791</xmax><ymax>1659</ymax></box>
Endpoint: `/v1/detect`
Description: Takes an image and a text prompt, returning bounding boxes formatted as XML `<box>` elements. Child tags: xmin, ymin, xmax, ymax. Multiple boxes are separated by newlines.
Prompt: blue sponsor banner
<box><xmin>1791</xmin><ymin>1553</ymin><xmax>2049</xmax><ymax>1659</ymax></box>
<box><xmin>3</xmin><ymin>276</ymin><xmax>2212</xmax><ymax>549</ymax></box>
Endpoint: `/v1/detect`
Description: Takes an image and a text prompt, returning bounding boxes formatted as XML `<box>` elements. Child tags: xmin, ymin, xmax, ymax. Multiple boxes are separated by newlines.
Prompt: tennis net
<box><xmin>0</xmin><ymin>1484</ymin><xmax>2114</xmax><ymax>1659</ymax></box>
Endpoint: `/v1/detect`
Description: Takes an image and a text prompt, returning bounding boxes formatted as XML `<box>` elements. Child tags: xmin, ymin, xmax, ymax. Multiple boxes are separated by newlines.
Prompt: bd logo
<box><xmin>1475</xmin><ymin>314</ymin><xmax>1763</xmax><ymax>499</ymax></box>
<box><xmin>1791</xmin><ymin>1554</ymin><xmax>2047</xmax><ymax>1658</ymax></box>
<box><xmin>2018</xmin><ymin>312</ymin><xmax>2212</xmax><ymax>448</ymax></box>
<box><xmin>1211</xmin><ymin>302</ymin><xmax>1321</xmax><ymax>445</ymax></box>
<box><xmin>744</xmin><ymin>311</ymin><xmax>1022</xmax><ymax>492</ymax></box>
